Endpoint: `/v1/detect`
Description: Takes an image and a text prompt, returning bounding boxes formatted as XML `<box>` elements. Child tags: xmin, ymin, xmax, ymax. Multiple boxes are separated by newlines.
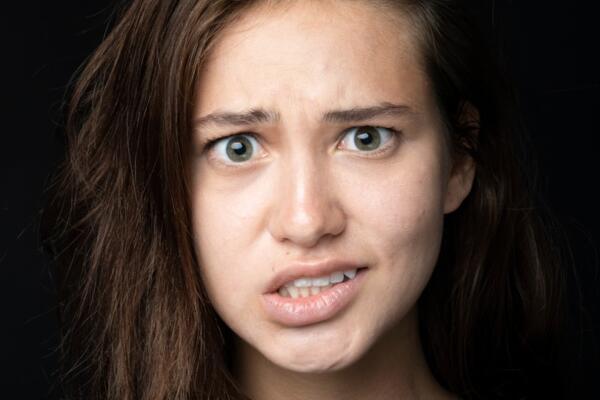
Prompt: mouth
<box><xmin>261</xmin><ymin>267</ymin><xmax>369</xmax><ymax>327</ymax></box>
<box><xmin>274</xmin><ymin>267</ymin><xmax>368</xmax><ymax>298</ymax></box>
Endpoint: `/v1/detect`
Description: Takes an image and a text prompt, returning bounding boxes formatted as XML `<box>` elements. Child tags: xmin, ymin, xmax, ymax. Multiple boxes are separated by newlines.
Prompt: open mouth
<box><xmin>276</xmin><ymin>267</ymin><xmax>368</xmax><ymax>298</ymax></box>
<box><xmin>261</xmin><ymin>267</ymin><xmax>369</xmax><ymax>327</ymax></box>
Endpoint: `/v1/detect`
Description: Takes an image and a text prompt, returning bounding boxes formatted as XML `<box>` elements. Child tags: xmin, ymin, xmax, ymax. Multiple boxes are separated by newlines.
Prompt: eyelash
<box><xmin>200</xmin><ymin>126</ymin><xmax>401</xmax><ymax>164</ymax></box>
<box><xmin>202</xmin><ymin>132</ymin><xmax>258</xmax><ymax>152</ymax></box>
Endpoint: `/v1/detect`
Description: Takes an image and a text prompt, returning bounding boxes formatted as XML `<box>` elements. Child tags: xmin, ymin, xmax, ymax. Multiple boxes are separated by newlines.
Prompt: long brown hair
<box><xmin>41</xmin><ymin>0</ymin><xmax>567</xmax><ymax>399</ymax></box>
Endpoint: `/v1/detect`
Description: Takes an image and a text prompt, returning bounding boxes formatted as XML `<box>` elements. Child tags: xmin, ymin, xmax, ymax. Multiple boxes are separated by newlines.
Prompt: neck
<box><xmin>231</xmin><ymin>308</ymin><xmax>456</xmax><ymax>400</ymax></box>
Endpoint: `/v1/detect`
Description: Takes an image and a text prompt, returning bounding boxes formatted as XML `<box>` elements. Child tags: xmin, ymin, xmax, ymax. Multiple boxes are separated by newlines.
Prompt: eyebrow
<box><xmin>323</xmin><ymin>102</ymin><xmax>415</xmax><ymax>124</ymax></box>
<box><xmin>193</xmin><ymin>102</ymin><xmax>415</xmax><ymax>129</ymax></box>
<box><xmin>194</xmin><ymin>108</ymin><xmax>280</xmax><ymax>129</ymax></box>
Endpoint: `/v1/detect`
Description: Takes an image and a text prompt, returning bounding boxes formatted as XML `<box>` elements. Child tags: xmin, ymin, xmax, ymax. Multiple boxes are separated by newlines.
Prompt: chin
<box><xmin>264</xmin><ymin>335</ymin><xmax>366</xmax><ymax>374</ymax></box>
<box><xmin>276</xmin><ymin>353</ymin><xmax>356</xmax><ymax>374</ymax></box>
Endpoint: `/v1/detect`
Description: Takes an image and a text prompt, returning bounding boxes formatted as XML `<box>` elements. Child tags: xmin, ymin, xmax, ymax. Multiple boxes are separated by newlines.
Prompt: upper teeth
<box><xmin>284</xmin><ymin>269</ymin><xmax>357</xmax><ymax>288</ymax></box>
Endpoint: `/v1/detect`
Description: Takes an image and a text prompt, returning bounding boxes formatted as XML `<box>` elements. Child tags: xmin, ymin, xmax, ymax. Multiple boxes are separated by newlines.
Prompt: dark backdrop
<box><xmin>2</xmin><ymin>1</ymin><xmax>599</xmax><ymax>398</ymax></box>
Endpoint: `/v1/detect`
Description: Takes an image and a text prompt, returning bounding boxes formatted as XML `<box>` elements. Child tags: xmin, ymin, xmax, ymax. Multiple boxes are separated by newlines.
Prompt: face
<box><xmin>190</xmin><ymin>0</ymin><xmax>473</xmax><ymax>373</ymax></box>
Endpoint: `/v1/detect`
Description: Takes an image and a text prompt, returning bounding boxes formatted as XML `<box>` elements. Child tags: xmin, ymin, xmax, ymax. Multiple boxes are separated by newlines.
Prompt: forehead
<box><xmin>197</xmin><ymin>0</ymin><xmax>432</xmax><ymax>117</ymax></box>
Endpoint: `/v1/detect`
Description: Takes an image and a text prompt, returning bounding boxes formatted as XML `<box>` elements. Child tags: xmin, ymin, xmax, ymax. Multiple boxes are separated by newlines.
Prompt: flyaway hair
<box><xmin>41</xmin><ymin>1</ymin><xmax>568</xmax><ymax>399</ymax></box>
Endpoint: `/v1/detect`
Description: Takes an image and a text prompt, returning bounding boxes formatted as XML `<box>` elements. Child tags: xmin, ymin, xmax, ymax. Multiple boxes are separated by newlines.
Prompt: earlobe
<box><xmin>443</xmin><ymin>154</ymin><xmax>476</xmax><ymax>214</ymax></box>
<box><xmin>443</xmin><ymin>102</ymin><xmax>479</xmax><ymax>214</ymax></box>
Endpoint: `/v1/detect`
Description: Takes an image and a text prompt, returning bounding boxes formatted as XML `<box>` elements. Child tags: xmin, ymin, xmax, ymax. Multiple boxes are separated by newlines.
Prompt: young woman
<box><xmin>42</xmin><ymin>0</ymin><xmax>567</xmax><ymax>399</ymax></box>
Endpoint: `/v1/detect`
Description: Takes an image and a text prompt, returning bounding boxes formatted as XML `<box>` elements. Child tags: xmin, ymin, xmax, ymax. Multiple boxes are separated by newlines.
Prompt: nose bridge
<box><xmin>268</xmin><ymin>149</ymin><xmax>345</xmax><ymax>247</ymax></box>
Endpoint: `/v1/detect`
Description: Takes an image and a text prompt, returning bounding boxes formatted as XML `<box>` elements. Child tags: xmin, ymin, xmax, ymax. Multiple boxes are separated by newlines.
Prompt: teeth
<box><xmin>292</xmin><ymin>278</ymin><xmax>312</xmax><ymax>287</ymax></box>
<box><xmin>311</xmin><ymin>277</ymin><xmax>330</xmax><ymax>287</ymax></box>
<box><xmin>287</xmin><ymin>286</ymin><xmax>299</xmax><ymax>299</ymax></box>
<box><xmin>278</xmin><ymin>284</ymin><xmax>332</xmax><ymax>298</ymax></box>
<box><xmin>285</xmin><ymin>268</ymin><xmax>358</xmax><ymax>288</ymax></box>
<box><xmin>277</xmin><ymin>268</ymin><xmax>361</xmax><ymax>298</ymax></box>
<box><xmin>343</xmin><ymin>269</ymin><xmax>357</xmax><ymax>279</ymax></box>
<box><xmin>330</xmin><ymin>271</ymin><xmax>344</xmax><ymax>283</ymax></box>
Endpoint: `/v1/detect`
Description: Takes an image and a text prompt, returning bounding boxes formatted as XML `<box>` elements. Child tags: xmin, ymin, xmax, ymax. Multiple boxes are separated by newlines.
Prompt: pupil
<box><xmin>357</xmin><ymin>132</ymin><xmax>373</xmax><ymax>145</ymax></box>
<box><xmin>226</xmin><ymin>136</ymin><xmax>253</xmax><ymax>162</ymax></box>
<box><xmin>231</xmin><ymin>141</ymin><xmax>246</xmax><ymax>155</ymax></box>
<box><xmin>354</xmin><ymin>127</ymin><xmax>380</xmax><ymax>151</ymax></box>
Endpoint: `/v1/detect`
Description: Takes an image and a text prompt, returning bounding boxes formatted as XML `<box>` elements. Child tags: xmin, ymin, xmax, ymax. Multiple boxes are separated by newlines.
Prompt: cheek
<box><xmin>344</xmin><ymin>153</ymin><xmax>446</xmax><ymax>252</ymax></box>
<box><xmin>344</xmin><ymin>147</ymin><xmax>447</xmax><ymax>304</ymax></box>
<box><xmin>189</xmin><ymin>174</ymin><xmax>271</xmax><ymax>311</ymax></box>
<box><xmin>190</xmin><ymin>139</ymin><xmax>447</xmax><ymax>316</ymax></box>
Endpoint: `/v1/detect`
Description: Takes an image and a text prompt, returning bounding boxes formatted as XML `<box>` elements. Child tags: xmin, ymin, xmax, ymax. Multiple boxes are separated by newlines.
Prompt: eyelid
<box><xmin>202</xmin><ymin>132</ymin><xmax>257</xmax><ymax>151</ymax></box>
<box><xmin>203</xmin><ymin>132</ymin><xmax>265</xmax><ymax>167</ymax></box>
<box><xmin>338</xmin><ymin>126</ymin><xmax>399</xmax><ymax>155</ymax></box>
<box><xmin>201</xmin><ymin>125</ymin><xmax>400</xmax><ymax>166</ymax></box>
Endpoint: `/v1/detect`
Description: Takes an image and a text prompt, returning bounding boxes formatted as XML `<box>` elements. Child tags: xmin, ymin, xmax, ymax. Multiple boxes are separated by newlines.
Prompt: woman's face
<box><xmin>190</xmin><ymin>0</ymin><xmax>472</xmax><ymax>373</ymax></box>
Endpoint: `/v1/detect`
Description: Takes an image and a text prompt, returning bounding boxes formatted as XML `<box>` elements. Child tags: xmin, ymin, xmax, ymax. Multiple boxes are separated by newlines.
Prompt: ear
<box><xmin>443</xmin><ymin>102</ymin><xmax>479</xmax><ymax>214</ymax></box>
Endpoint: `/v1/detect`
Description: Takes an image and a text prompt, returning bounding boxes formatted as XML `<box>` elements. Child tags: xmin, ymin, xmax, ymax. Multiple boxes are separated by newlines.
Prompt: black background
<box><xmin>2</xmin><ymin>1</ymin><xmax>599</xmax><ymax>398</ymax></box>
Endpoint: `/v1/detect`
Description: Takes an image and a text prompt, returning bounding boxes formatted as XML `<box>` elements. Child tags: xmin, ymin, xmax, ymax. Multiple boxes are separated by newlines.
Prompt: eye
<box><xmin>209</xmin><ymin>134</ymin><xmax>263</xmax><ymax>164</ymax></box>
<box><xmin>339</xmin><ymin>126</ymin><xmax>396</xmax><ymax>153</ymax></box>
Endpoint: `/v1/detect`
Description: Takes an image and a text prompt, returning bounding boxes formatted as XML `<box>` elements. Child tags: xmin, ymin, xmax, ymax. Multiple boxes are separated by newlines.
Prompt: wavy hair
<box><xmin>41</xmin><ymin>0</ymin><xmax>567</xmax><ymax>399</ymax></box>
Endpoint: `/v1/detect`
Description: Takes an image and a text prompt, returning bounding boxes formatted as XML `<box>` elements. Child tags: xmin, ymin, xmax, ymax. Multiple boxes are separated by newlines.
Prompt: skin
<box><xmin>190</xmin><ymin>1</ymin><xmax>475</xmax><ymax>399</ymax></box>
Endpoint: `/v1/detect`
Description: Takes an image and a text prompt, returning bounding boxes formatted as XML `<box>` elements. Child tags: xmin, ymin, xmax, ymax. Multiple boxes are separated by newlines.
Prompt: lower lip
<box><xmin>261</xmin><ymin>268</ymin><xmax>368</xmax><ymax>327</ymax></box>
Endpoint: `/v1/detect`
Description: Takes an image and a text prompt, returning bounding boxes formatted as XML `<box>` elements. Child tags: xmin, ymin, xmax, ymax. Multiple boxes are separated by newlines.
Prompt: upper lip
<box><xmin>264</xmin><ymin>258</ymin><xmax>367</xmax><ymax>294</ymax></box>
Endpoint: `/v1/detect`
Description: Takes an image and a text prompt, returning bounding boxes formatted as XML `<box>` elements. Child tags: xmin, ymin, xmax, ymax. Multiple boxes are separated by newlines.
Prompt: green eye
<box><xmin>342</xmin><ymin>126</ymin><xmax>395</xmax><ymax>152</ymax></box>
<box><xmin>205</xmin><ymin>126</ymin><xmax>396</xmax><ymax>165</ymax></box>
<box><xmin>213</xmin><ymin>134</ymin><xmax>260</xmax><ymax>163</ymax></box>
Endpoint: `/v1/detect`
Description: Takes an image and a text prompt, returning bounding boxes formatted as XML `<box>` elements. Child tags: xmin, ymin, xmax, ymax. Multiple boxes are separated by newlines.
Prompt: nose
<box><xmin>268</xmin><ymin>153</ymin><xmax>346</xmax><ymax>248</ymax></box>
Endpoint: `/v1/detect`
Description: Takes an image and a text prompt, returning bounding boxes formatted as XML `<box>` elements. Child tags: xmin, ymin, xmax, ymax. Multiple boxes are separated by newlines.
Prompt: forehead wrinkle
<box><xmin>196</xmin><ymin>1</ymin><xmax>433</xmax><ymax>131</ymax></box>
<box><xmin>194</xmin><ymin>109</ymin><xmax>281</xmax><ymax>129</ymax></box>
<box><xmin>194</xmin><ymin>102</ymin><xmax>418</xmax><ymax>132</ymax></box>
